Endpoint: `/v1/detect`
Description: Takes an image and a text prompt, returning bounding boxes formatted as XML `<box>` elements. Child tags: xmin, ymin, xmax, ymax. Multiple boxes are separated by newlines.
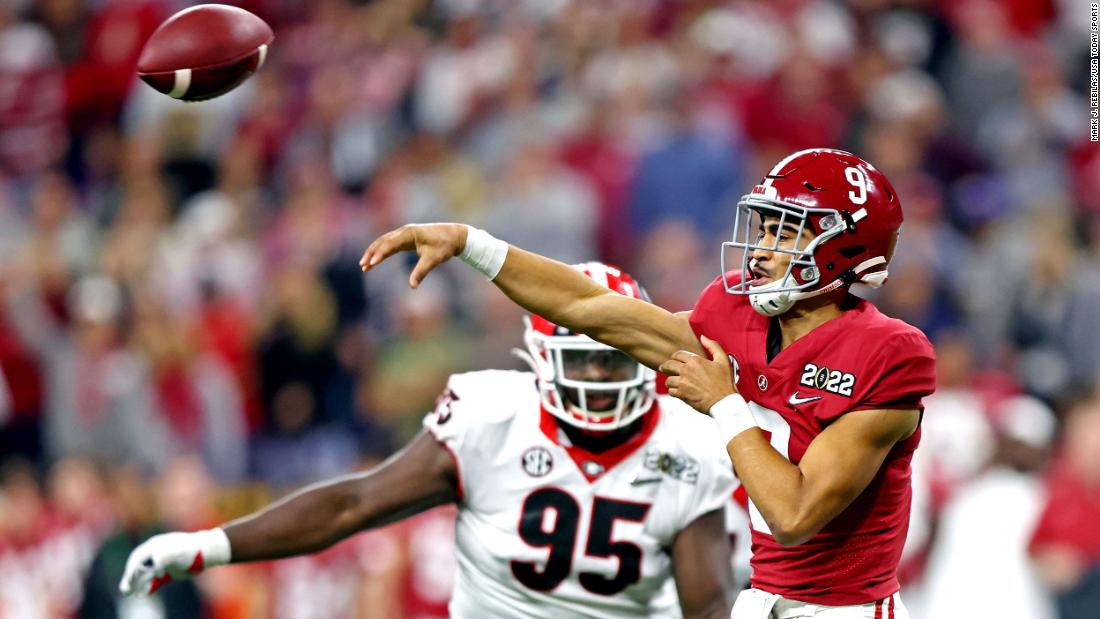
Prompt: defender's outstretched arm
<box><xmin>120</xmin><ymin>431</ymin><xmax>458</xmax><ymax>597</ymax></box>
<box><xmin>224</xmin><ymin>431</ymin><xmax>458</xmax><ymax>560</ymax></box>
<box><xmin>360</xmin><ymin>223</ymin><xmax>702</xmax><ymax>369</ymax></box>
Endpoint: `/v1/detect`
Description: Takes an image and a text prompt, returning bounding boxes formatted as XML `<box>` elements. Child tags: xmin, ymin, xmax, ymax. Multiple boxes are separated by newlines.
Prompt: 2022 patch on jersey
<box><xmin>424</xmin><ymin>370</ymin><xmax>736</xmax><ymax>618</ymax></box>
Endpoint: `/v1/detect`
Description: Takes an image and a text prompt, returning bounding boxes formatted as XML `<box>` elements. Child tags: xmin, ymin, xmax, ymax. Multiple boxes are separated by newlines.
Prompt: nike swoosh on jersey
<box><xmin>630</xmin><ymin>476</ymin><xmax>663</xmax><ymax>486</ymax></box>
<box><xmin>788</xmin><ymin>392</ymin><xmax>823</xmax><ymax>406</ymax></box>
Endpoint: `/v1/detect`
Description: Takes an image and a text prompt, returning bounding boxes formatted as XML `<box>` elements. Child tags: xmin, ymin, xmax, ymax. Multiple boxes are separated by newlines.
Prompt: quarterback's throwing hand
<box><xmin>359</xmin><ymin>223</ymin><xmax>468</xmax><ymax>288</ymax></box>
<box><xmin>119</xmin><ymin>529</ymin><xmax>230</xmax><ymax>598</ymax></box>
<box><xmin>660</xmin><ymin>336</ymin><xmax>738</xmax><ymax>414</ymax></box>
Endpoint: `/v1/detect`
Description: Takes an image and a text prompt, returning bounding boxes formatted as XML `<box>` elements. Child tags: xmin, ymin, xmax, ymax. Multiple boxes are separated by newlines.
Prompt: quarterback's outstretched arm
<box><xmin>119</xmin><ymin>431</ymin><xmax>458</xmax><ymax>597</ymax></box>
<box><xmin>359</xmin><ymin>223</ymin><xmax>703</xmax><ymax>369</ymax></box>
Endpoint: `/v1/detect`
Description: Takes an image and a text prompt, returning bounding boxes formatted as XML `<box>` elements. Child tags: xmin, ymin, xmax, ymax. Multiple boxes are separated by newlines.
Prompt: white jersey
<box><xmin>424</xmin><ymin>370</ymin><xmax>736</xmax><ymax>619</ymax></box>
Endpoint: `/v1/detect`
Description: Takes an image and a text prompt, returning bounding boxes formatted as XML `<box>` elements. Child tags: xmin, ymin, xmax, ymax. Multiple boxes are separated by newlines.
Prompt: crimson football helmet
<box><xmin>521</xmin><ymin>262</ymin><xmax>657</xmax><ymax>432</ymax></box>
<box><xmin>723</xmin><ymin>148</ymin><xmax>903</xmax><ymax>316</ymax></box>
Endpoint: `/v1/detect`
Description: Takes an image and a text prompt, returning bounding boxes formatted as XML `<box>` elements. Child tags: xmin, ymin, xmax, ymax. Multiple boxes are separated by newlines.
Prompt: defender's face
<box><xmin>560</xmin><ymin>349</ymin><xmax>638</xmax><ymax>412</ymax></box>
<box><xmin>749</xmin><ymin>214</ymin><xmax>817</xmax><ymax>287</ymax></box>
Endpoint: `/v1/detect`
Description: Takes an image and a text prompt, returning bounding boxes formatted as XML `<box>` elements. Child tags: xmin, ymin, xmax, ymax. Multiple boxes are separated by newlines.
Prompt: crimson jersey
<box><xmin>689</xmin><ymin>274</ymin><xmax>936</xmax><ymax>606</ymax></box>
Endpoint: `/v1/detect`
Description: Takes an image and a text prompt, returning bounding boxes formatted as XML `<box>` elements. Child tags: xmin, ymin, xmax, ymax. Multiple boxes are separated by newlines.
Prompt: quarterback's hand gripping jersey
<box><xmin>424</xmin><ymin>370</ymin><xmax>736</xmax><ymax>618</ymax></box>
<box><xmin>690</xmin><ymin>274</ymin><xmax>936</xmax><ymax>606</ymax></box>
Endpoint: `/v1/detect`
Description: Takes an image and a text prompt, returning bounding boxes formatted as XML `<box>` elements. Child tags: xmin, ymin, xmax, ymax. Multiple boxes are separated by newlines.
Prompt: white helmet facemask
<box><xmin>517</xmin><ymin>317</ymin><xmax>656</xmax><ymax>432</ymax></box>
<box><xmin>723</xmin><ymin>198</ymin><xmax>853</xmax><ymax>317</ymax></box>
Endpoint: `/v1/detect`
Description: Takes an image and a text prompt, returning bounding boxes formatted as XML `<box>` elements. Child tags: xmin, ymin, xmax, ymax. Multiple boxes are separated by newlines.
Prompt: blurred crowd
<box><xmin>0</xmin><ymin>0</ymin><xmax>1097</xmax><ymax>617</ymax></box>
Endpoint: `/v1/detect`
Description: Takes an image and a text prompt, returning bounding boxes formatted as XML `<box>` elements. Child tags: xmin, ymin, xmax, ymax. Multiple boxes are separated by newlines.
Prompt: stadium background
<box><xmin>0</xmin><ymin>0</ymin><xmax>1096</xmax><ymax>617</ymax></box>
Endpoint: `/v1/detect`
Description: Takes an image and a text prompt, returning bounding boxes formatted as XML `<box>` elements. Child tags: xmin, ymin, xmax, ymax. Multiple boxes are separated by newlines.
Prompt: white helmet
<box><xmin>520</xmin><ymin>262</ymin><xmax>657</xmax><ymax>432</ymax></box>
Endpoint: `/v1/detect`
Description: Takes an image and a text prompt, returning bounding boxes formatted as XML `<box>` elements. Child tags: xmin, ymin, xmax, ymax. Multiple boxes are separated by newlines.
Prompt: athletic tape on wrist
<box><xmin>459</xmin><ymin>226</ymin><xmax>508</xmax><ymax>280</ymax></box>
<box><xmin>195</xmin><ymin>528</ymin><xmax>232</xmax><ymax>567</ymax></box>
<box><xmin>709</xmin><ymin>393</ymin><xmax>758</xmax><ymax>446</ymax></box>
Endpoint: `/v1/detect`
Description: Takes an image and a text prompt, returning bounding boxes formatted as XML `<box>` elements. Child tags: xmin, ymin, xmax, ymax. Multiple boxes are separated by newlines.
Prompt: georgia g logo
<box><xmin>521</xmin><ymin>447</ymin><xmax>554</xmax><ymax>477</ymax></box>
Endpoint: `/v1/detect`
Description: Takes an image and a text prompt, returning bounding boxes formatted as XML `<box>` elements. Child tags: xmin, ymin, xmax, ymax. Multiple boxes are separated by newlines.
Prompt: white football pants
<box><xmin>732</xmin><ymin>588</ymin><xmax>908</xmax><ymax>619</ymax></box>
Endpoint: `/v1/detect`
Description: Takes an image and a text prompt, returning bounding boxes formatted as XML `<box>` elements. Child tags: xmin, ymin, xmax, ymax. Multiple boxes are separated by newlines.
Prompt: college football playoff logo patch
<box><xmin>521</xmin><ymin>447</ymin><xmax>554</xmax><ymax>477</ymax></box>
<box><xmin>799</xmin><ymin>363</ymin><xmax>855</xmax><ymax>397</ymax></box>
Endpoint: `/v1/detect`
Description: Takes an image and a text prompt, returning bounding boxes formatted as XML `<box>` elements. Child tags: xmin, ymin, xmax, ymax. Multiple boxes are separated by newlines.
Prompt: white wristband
<box><xmin>459</xmin><ymin>225</ymin><xmax>508</xmax><ymax>280</ymax></box>
<box><xmin>709</xmin><ymin>393</ymin><xmax>758</xmax><ymax>446</ymax></box>
<box><xmin>195</xmin><ymin>528</ymin><xmax>232</xmax><ymax>567</ymax></box>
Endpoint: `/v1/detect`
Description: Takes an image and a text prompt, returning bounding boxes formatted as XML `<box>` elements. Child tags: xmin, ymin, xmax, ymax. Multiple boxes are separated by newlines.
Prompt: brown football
<box><xmin>137</xmin><ymin>4</ymin><xmax>273</xmax><ymax>102</ymax></box>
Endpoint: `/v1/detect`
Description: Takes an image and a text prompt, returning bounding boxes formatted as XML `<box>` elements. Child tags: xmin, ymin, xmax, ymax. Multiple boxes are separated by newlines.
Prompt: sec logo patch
<box><xmin>521</xmin><ymin>447</ymin><xmax>553</xmax><ymax>477</ymax></box>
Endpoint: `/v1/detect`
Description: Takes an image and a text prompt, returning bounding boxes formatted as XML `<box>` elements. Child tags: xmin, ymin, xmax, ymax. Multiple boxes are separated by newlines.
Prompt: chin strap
<box><xmin>750</xmin><ymin>287</ymin><xmax>832</xmax><ymax>316</ymax></box>
<box><xmin>748</xmin><ymin>271</ymin><xmax>843</xmax><ymax>316</ymax></box>
<box><xmin>749</xmin><ymin>266</ymin><xmax>886</xmax><ymax>316</ymax></box>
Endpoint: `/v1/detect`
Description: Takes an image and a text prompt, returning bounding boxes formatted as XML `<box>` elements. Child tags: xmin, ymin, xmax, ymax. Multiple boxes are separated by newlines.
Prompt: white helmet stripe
<box><xmin>762</xmin><ymin>148</ymin><xmax>816</xmax><ymax>187</ymax></box>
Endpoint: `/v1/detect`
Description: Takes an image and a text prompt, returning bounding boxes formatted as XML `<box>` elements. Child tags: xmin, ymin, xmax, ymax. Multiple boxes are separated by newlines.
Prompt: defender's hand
<box><xmin>119</xmin><ymin>529</ymin><xmax>230</xmax><ymax>598</ymax></box>
<box><xmin>359</xmin><ymin>223</ymin><xmax>468</xmax><ymax>288</ymax></box>
<box><xmin>660</xmin><ymin>336</ymin><xmax>738</xmax><ymax>414</ymax></box>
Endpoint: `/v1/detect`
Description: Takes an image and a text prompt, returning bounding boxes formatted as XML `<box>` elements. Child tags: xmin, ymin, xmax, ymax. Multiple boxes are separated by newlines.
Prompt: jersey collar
<box><xmin>538</xmin><ymin>401</ymin><xmax>661</xmax><ymax>483</ymax></box>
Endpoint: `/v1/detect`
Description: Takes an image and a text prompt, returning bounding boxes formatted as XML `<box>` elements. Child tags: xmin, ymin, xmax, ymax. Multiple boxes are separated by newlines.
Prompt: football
<box><xmin>137</xmin><ymin>4</ymin><xmax>273</xmax><ymax>102</ymax></box>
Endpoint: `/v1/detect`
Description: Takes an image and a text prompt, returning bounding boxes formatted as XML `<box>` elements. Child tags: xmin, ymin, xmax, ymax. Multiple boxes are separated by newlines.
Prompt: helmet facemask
<box><xmin>521</xmin><ymin>317</ymin><xmax>656</xmax><ymax>432</ymax></box>
<box><xmin>722</xmin><ymin>190</ymin><xmax>852</xmax><ymax>316</ymax></box>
